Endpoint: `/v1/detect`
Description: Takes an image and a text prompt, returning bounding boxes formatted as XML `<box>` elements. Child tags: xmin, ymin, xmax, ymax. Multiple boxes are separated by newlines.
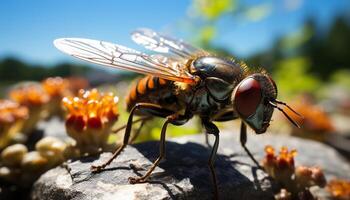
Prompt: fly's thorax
<box><xmin>190</xmin><ymin>56</ymin><xmax>244</xmax><ymax>84</ymax></box>
<box><xmin>185</xmin><ymin>56</ymin><xmax>245</xmax><ymax>111</ymax></box>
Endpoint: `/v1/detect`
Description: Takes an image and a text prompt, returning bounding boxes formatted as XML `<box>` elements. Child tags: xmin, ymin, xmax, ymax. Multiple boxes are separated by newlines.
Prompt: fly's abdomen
<box><xmin>125</xmin><ymin>76</ymin><xmax>180</xmax><ymax>112</ymax></box>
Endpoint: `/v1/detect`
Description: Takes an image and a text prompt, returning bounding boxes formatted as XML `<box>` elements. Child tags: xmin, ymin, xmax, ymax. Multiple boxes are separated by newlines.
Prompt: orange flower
<box><xmin>0</xmin><ymin>100</ymin><xmax>28</xmax><ymax>125</ymax></box>
<box><xmin>327</xmin><ymin>179</ymin><xmax>350</xmax><ymax>200</ymax></box>
<box><xmin>42</xmin><ymin>77</ymin><xmax>70</xmax><ymax>98</ymax></box>
<box><xmin>277</xmin><ymin>146</ymin><xmax>297</xmax><ymax>170</ymax></box>
<box><xmin>0</xmin><ymin>100</ymin><xmax>29</xmax><ymax>148</ymax></box>
<box><xmin>8</xmin><ymin>82</ymin><xmax>51</xmax><ymax>134</ymax></box>
<box><xmin>62</xmin><ymin>89</ymin><xmax>119</xmax><ymax>154</ymax></box>
<box><xmin>9</xmin><ymin>82</ymin><xmax>50</xmax><ymax>107</ymax></box>
<box><xmin>262</xmin><ymin>145</ymin><xmax>297</xmax><ymax>181</ymax></box>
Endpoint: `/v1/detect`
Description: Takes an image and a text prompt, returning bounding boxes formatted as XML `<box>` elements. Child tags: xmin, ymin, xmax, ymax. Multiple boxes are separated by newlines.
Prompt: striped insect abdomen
<box><xmin>125</xmin><ymin>76</ymin><xmax>181</xmax><ymax>113</ymax></box>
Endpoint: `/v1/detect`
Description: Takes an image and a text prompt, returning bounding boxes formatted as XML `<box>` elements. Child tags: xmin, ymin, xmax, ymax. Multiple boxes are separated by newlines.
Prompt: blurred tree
<box><xmin>0</xmin><ymin>57</ymin><xmax>28</xmax><ymax>80</ymax></box>
<box><xmin>303</xmin><ymin>17</ymin><xmax>350</xmax><ymax>79</ymax></box>
<box><xmin>0</xmin><ymin>57</ymin><xmax>92</xmax><ymax>82</ymax></box>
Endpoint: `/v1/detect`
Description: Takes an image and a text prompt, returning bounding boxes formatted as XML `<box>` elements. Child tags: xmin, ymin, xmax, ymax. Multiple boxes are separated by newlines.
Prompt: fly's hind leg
<box><xmin>91</xmin><ymin>103</ymin><xmax>173</xmax><ymax>173</ymax></box>
<box><xmin>240</xmin><ymin>121</ymin><xmax>262</xmax><ymax>168</ymax></box>
<box><xmin>129</xmin><ymin>113</ymin><xmax>189</xmax><ymax>184</ymax></box>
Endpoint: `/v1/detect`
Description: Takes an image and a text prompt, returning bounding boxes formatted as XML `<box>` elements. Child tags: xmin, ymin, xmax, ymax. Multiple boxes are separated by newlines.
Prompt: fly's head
<box><xmin>232</xmin><ymin>73</ymin><xmax>301</xmax><ymax>134</ymax></box>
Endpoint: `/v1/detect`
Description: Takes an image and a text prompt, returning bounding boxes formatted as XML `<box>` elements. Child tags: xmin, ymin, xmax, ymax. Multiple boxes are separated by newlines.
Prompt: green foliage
<box><xmin>273</xmin><ymin>57</ymin><xmax>322</xmax><ymax>98</ymax></box>
<box><xmin>196</xmin><ymin>25</ymin><xmax>216</xmax><ymax>47</ymax></box>
<box><xmin>193</xmin><ymin>0</ymin><xmax>236</xmax><ymax>20</ymax></box>
<box><xmin>280</xmin><ymin>23</ymin><xmax>314</xmax><ymax>51</ymax></box>
<box><xmin>330</xmin><ymin>69</ymin><xmax>350</xmax><ymax>90</ymax></box>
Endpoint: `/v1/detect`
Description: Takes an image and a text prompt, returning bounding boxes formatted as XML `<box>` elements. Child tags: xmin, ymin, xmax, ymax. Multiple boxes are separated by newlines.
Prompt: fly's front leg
<box><xmin>240</xmin><ymin>121</ymin><xmax>262</xmax><ymax>168</ymax></box>
<box><xmin>202</xmin><ymin>119</ymin><xmax>220</xmax><ymax>200</ymax></box>
<box><xmin>91</xmin><ymin>103</ymin><xmax>172</xmax><ymax>173</ymax></box>
<box><xmin>129</xmin><ymin>113</ymin><xmax>189</xmax><ymax>184</ymax></box>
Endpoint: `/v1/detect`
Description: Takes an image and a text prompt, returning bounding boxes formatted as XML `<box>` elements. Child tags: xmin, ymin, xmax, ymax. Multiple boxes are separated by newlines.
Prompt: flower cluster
<box><xmin>9</xmin><ymin>82</ymin><xmax>50</xmax><ymax>107</ymax></box>
<box><xmin>0</xmin><ymin>100</ymin><xmax>28</xmax><ymax>148</ymax></box>
<box><xmin>8</xmin><ymin>82</ymin><xmax>50</xmax><ymax>135</ymax></box>
<box><xmin>262</xmin><ymin>145</ymin><xmax>326</xmax><ymax>199</ymax></box>
<box><xmin>327</xmin><ymin>179</ymin><xmax>350</xmax><ymax>200</ymax></box>
<box><xmin>62</xmin><ymin>89</ymin><xmax>119</xmax><ymax>154</ymax></box>
<box><xmin>0</xmin><ymin>100</ymin><xmax>28</xmax><ymax>124</ymax></box>
<box><xmin>262</xmin><ymin>145</ymin><xmax>297</xmax><ymax>182</ymax></box>
<box><xmin>0</xmin><ymin>77</ymin><xmax>91</xmax><ymax>186</ymax></box>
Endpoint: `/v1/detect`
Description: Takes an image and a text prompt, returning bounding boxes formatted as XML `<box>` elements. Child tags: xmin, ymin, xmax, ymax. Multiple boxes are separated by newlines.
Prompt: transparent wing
<box><xmin>53</xmin><ymin>38</ymin><xmax>196</xmax><ymax>83</ymax></box>
<box><xmin>131</xmin><ymin>28</ymin><xmax>207</xmax><ymax>59</ymax></box>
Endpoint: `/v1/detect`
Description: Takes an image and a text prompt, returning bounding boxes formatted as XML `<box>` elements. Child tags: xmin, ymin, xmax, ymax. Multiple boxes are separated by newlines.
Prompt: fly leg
<box><xmin>112</xmin><ymin>116</ymin><xmax>151</xmax><ymax>135</ymax></box>
<box><xmin>91</xmin><ymin>103</ymin><xmax>173</xmax><ymax>173</ymax></box>
<box><xmin>112</xmin><ymin>116</ymin><xmax>152</xmax><ymax>144</ymax></box>
<box><xmin>129</xmin><ymin>113</ymin><xmax>189</xmax><ymax>184</ymax></box>
<box><xmin>202</xmin><ymin>119</ymin><xmax>220</xmax><ymax>200</ymax></box>
<box><xmin>205</xmin><ymin>133</ymin><xmax>211</xmax><ymax>147</ymax></box>
<box><xmin>129</xmin><ymin>117</ymin><xmax>151</xmax><ymax>144</ymax></box>
<box><xmin>240</xmin><ymin>121</ymin><xmax>261</xmax><ymax>168</ymax></box>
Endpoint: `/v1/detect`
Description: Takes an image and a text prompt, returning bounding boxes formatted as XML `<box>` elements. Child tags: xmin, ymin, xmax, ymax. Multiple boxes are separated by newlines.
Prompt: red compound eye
<box><xmin>234</xmin><ymin>78</ymin><xmax>262</xmax><ymax>117</ymax></box>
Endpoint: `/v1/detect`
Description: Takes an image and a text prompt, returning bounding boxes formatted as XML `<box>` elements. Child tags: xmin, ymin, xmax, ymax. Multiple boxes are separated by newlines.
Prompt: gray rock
<box><xmin>31</xmin><ymin>132</ymin><xmax>350</xmax><ymax>200</ymax></box>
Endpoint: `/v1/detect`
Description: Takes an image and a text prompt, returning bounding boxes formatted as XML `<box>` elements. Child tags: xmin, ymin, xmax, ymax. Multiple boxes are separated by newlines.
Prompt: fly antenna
<box><xmin>273</xmin><ymin>99</ymin><xmax>303</xmax><ymax>118</ymax></box>
<box><xmin>269</xmin><ymin>101</ymin><xmax>301</xmax><ymax>128</ymax></box>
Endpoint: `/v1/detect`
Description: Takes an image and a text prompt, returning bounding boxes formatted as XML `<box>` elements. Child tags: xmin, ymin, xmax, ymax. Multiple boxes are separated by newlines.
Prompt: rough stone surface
<box><xmin>31</xmin><ymin>132</ymin><xmax>350</xmax><ymax>200</ymax></box>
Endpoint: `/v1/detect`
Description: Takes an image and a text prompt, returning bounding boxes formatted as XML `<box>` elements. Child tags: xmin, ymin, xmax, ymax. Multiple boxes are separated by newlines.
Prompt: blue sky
<box><xmin>0</xmin><ymin>0</ymin><xmax>349</xmax><ymax>65</ymax></box>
